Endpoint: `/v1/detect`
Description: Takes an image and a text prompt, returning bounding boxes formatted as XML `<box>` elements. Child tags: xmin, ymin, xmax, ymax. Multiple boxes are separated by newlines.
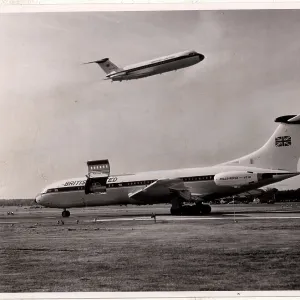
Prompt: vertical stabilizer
<box><xmin>84</xmin><ymin>58</ymin><xmax>122</xmax><ymax>75</ymax></box>
<box><xmin>221</xmin><ymin>115</ymin><xmax>300</xmax><ymax>172</ymax></box>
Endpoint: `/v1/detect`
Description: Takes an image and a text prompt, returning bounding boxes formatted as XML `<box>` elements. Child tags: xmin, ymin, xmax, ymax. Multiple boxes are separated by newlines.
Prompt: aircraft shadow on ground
<box><xmin>95</xmin><ymin>210</ymin><xmax>300</xmax><ymax>218</ymax></box>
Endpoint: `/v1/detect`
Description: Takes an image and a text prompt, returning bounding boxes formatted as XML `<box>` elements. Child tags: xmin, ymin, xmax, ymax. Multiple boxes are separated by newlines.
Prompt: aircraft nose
<box><xmin>35</xmin><ymin>193</ymin><xmax>42</xmax><ymax>204</ymax></box>
<box><xmin>198</xmin><ymin>53</ymin><xmax>205</xmax><ymax>62</ymax></box>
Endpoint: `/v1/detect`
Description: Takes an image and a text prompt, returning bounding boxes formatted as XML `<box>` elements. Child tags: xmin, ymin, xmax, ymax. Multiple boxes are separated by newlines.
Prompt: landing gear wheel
<box><xmin>62</xmin><ymin>210</ymin><xmax>70</xmax><ymax>218</ymax></box>
<box><xmin>200</xmin><ymin>204</ymin><xmax>211</xmax><ymax>215</ymax></box>
<box><xmin>170</xmin><ymin>208</ymin><xmax>182</xmax><ymax>215</ymax></box>
<box><xmin>171</xmin><ymin>206</ymin><xmax>201</xmax><ymax>216</ymax></box>
<box><xmin>181</xmin><ymin>205</ymin><xmax>200</xmax><ymax>216</ymax></box>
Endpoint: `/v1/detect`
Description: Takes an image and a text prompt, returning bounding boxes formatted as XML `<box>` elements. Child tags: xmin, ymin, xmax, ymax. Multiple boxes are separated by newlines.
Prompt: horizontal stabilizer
<box><xmin>275</xmin><ymin>114</ymin><xmax>300</xmax><ymax>124</ymax></box>
<box><xmin>83</xmin><ymin>58</ymin><xmax>109</xmax><ymax>65</ymax></box>
<box><xmin>287</xmin><ymin>114</ymin><xmax>300</xmax><ymax>123</ymax></box>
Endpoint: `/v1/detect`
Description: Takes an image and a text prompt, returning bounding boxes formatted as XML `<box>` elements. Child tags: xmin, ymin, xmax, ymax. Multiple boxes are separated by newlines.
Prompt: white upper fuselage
<box><xmin>35</xmin><ymin>164</ymin><xmax>295</xmax><ymax>209</ymax></box>
<box><xmin>107</xmin><ymin>50</ymin><xmax>204</xmax><ymax>81</ymax></box>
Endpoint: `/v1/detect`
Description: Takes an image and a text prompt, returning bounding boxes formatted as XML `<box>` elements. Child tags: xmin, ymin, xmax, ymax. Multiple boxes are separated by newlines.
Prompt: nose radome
<box><xmin>198</xmin><ymin>53</ymin><xmax>205</xmax><ymax>61</ymax></box>
<box><xmin>35</xmin><ymin>193</ymin><xmax>42</xmax><ymax>204</ymax></box>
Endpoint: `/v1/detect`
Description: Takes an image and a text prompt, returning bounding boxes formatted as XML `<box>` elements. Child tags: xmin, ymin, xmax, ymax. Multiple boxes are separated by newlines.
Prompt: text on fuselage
<box><xmin>220</xmin><ymin>176</ymin><xmax>252</xmax><ymax>180</ymax></box>
<box><xmin>63</xmin><ymin>176</ymin><xmax>118</xmax><ymax>187</ymax></box>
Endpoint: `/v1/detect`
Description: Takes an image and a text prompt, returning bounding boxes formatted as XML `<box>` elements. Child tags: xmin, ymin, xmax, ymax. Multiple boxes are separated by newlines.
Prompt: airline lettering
<box><xmin>64</xmin><ymin>177</ymin><xmax>117</xmax><ymax>187</ymax></box>
<box><xmin>221</xmin><ymin>176</ymin><xmax>252</xmax><ymax>180</ymax></box>
<box><xmin>64</xmin><ymin>180</ymin><xmax>86</xmax><ymax>186</ymax></box>
<box><xmin>107</xmin><ymin>177</ymin><xmax>117</xmax><ymax>183</ymax></box>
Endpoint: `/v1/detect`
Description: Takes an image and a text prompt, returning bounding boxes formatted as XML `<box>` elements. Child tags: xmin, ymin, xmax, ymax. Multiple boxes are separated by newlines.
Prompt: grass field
<box><xmin>1</xmin><ymin>205</ymin><xmax>300</xmax><ymax>292</ymax></box>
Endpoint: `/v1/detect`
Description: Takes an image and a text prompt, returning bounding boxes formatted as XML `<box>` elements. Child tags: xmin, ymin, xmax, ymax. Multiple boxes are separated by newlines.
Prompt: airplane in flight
<box><xmin>35</xmin><ymin>114</ymin><xmax>300</xmax><ymax>218</ymax></box>
<box><xmin>84</xmin><ymin>50</ymin><xmax>205</xmax><ymax>82</ymax></box>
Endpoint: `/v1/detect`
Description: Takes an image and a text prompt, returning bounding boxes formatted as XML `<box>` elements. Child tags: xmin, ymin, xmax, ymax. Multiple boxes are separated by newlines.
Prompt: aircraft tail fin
<box><xmin>84</xmin><ymin>58</ymin><xmax>122</xmax><ymax>74</ymax></box>
<box><xmin>221</xmin><ymin>114</ymin><xmax>300</xmax><ymax>172</ymax></box>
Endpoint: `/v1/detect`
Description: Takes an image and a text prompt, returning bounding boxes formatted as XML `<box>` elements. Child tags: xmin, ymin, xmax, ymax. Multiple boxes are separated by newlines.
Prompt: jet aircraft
<box><xmin>84</xmin><ymin>50</ymin><xmax>205</xmax><ymax>82</ymax></box>
<box><xmin>36</xmin><ymin>114</ymin><xmax>300</xmax><ymax>217</ymax></box>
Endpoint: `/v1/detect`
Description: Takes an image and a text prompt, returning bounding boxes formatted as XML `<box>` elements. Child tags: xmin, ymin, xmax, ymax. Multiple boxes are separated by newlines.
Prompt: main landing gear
<box><xmin>170</xmin><ymin>202</ymin><xmax>211</xmax><ymax>216</ymax></box>
<box><xmin>62</xmin><ymin>209</ymin><xmax>71</xmax><ymax>218</ymax></box>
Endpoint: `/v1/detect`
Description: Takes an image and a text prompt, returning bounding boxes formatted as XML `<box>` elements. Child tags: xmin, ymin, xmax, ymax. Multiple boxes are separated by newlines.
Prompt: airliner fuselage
<box><xmin>36</xmin><ymin>165</ymin><xmax>296</xmax><ymax>209</ymax></box>
<box><xmin>109</xmin><ymin>51</ymin><xmax>203</xmax><ymax>81</ymax></box>
<box><xmin>86</xmin><ymin>50</ymin><xmax>205</xmax><ymax>82</ymax></box>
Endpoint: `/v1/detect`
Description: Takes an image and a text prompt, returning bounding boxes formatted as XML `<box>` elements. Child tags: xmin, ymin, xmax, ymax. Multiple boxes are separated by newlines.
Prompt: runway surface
<box><xmin>1</xmin><ymin>203</ymin><xmax>300</xmax><ymax>225</ymax></box>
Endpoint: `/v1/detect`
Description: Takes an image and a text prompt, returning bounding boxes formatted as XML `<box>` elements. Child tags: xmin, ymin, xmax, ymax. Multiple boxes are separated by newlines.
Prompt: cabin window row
<box><xmin>108</xmin><ymin>180</ymin><xmax>155</xmax><ymax>188</ymax></box>
<box><xmin>46</xmin><ymin>186</ymin><xmax>85</xmax><ymax>193</ymax></box>
<box><xmin>107</xmin><ymin>176</ymin><xmax>215</xmax><ymax>188</ymax></box>
<box><xmin>182</xmin><ymin>176</ymin><xmax>214</xmax><ymax>181</ymax></box>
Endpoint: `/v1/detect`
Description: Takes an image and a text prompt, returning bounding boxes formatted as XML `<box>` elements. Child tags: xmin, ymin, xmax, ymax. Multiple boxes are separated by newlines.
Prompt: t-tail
<box><xmin>84</xmin><ymin>58</ymin><xmax>123</xmax><ymax>75</ymax></box>
<box><xmin>221</xmin><ymin>114</ymin><xmax>300</xmax><ymax>172</ymax></box>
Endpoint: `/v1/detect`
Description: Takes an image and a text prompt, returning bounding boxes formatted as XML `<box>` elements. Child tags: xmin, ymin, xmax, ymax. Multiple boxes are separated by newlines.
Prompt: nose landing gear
<box><xmin>62</xmin><ymin>209</ymin><xmax>70</xmax><ymax>218</ymax></box>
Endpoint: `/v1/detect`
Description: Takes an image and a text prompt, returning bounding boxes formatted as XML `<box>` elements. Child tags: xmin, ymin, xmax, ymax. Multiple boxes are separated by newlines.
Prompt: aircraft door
<box><xmin>84</xmin><ymin>159</ymin><xmax>110</xmax><ymax>194</ymax></box>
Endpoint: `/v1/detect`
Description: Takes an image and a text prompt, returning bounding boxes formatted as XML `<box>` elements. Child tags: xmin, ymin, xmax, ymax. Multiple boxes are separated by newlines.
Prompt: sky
<box><xmin>1</xmin><ymin>10</ymin><xmax>300</xmax><ymax>198</ymax></box>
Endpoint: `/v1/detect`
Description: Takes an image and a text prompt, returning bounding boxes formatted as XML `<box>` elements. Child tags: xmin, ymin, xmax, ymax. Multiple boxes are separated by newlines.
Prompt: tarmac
<box><xmin>1</xmin><ymin>202</ymin><xmax>300</xmax><ymax>225</ymax></box>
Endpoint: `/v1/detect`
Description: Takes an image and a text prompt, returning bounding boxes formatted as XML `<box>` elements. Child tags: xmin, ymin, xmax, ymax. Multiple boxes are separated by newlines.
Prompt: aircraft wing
<box><xmin>128</xmin><ymin>178</ymin><xmax>205</xmax><ymax>202</ymax></box>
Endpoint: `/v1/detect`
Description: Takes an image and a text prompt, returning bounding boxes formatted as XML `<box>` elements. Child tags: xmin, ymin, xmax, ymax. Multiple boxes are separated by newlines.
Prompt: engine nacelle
<box><xmin>214</xmin><ymin>171</ymin><xmax>259</xmax><ymax>187</ymax></box>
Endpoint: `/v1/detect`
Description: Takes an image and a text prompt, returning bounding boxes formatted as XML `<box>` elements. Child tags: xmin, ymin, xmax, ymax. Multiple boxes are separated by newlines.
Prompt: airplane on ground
<box><xmin>84</xmin><ymin>50</ymin><xmax>205</xmax><ymax>82</ymax></box>
<box><xmin>35</xmin><ymin>114</ymin><xmax>300</xmax><ymax>218</ymax></box>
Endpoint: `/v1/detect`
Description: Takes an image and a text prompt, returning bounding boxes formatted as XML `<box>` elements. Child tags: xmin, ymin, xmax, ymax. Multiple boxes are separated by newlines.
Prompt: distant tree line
<box><xmin>0</xmin><ymin>199</ymin><xmax>36</xmax><ymax>206</ymax></box>
<box><xmin>233</xmin><ymin>188</ymin><xmax>300</xmax><ymax>203</ymax></box>
<box><xmin>272</xmin><ymin>188</ymin><xmax>300</xmax><ymax>202</ymax></box>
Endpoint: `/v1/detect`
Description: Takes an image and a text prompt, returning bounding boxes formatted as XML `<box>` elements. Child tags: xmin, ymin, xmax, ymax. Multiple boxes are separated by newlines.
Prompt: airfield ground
<box><xmin>0</xmin><ymin>203</ymin><xmax>300</xmax><ymax>292</ymax></box>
